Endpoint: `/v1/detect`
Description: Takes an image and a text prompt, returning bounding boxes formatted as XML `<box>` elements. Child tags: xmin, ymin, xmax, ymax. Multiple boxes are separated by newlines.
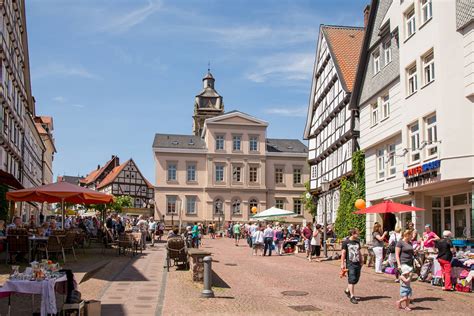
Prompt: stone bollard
<box><xmin>201</xmin><ymin>256</ymin><xmax>214</xmax><ymax>298</ymax></box>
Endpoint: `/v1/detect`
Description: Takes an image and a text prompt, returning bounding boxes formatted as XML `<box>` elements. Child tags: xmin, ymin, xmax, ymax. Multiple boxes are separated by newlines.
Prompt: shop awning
<box><xmin>0</xmin><ymin>170</ymin><xmax>24</xmax><ymax>190</ymax></box>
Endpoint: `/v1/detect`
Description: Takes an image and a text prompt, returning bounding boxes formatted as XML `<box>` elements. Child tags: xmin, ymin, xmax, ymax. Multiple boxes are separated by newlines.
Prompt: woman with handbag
<box><xmin>388</xmin><ymin>227</ymin><xmax>402</xmax><ymax>281</ymax></box>
<box><xmin>372</xmin><ymin>223</ymin><xmax>388</xmax><ymax>274</ymax></box>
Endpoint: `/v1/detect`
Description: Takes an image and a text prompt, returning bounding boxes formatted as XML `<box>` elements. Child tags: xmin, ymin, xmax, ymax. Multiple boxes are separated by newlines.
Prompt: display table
<box><xmin>0</xmin><ymin>274</ymin><xmax>67</xmax><ymax>316</ymax></box>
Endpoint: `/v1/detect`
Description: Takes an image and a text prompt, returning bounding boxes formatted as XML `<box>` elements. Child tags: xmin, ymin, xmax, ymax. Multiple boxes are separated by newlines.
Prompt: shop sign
<box><xmin>403</xmin><ymin>160</ymin><xmax>441</xmax><ymax>184</ymax></box>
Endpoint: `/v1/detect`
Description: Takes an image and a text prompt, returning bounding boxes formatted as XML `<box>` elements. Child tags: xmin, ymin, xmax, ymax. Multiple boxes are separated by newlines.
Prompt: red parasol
<box><xmin>6</xmin><ymin>181</ymin><xmax>114</xmax><ymax>228</ymax></box>
<box><xmin>353</xmin><ymin>200</ymin><xmax>424</xmax><ymax>214</ymax></box>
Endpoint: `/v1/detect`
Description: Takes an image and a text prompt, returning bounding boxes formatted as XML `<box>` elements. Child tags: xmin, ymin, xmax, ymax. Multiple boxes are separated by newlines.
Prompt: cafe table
<box><xmin>0</xmin><ymin>274</ymin><xmax>67</xmax><ymax>315</ymax></box>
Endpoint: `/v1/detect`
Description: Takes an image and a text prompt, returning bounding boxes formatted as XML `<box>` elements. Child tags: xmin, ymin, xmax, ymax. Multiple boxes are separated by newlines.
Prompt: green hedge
<box><xmin>334</xmin><ymin>150</ymin><xmax>366</xmax><ymax>240</ymax></box>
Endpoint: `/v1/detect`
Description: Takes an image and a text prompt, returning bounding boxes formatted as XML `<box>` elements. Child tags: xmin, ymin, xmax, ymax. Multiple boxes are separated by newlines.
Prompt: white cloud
<box><xmin>101</xmin><ymin>0</ymin><xmax>162</xmax><ymax>33</ymax></box>
<box><xmin>264</xmin><ymin>107</ymin><xmax>307</xmax><ymax>117</ymax></box>
<box><xmin>204</xmin><ymin>25</ymin><xmax>315</xmax><ymax>48</ymax></box>
<box><xmin>52</xmin><ymin>96</ymin><xmax>66</xmax><ymax>103</ymax></box>
<box><xmin>33</xmin><ymin>63</ymin><xmax>100</xmax><ymax>80</ymax></box>
<box><xmin>70</xmin><ymin>104</ymin><xmax>85</xmax><ymax>109</ymax></box>
<box><xmin>246</xmin><ymin>53</ymin><xmax>314</xmax><ymax>84</ymax></box>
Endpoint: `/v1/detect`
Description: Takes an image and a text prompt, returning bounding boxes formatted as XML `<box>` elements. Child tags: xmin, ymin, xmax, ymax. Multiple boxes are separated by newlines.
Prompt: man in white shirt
<box><xmin>263</xmin><ymin>224</ymin><xmax>274</xmax><ymax>256</ymax></box>
<box><xmin>148</xmin><ymin>217</ymin><xmax>157</xmax><ymax>246</ymax></box>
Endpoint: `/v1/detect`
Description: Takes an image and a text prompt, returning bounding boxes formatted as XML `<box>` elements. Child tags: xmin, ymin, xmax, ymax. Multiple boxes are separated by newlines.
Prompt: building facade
<box><xmin>353</xmin><ymin>0</ymin><xmax>473</xmax><ymax>239</ymax></box>
<box><xmin>81</xmin><ymin>156</ymin><xmax>154</xmax><ymax>215</ymax></box>
<box><xmin>304</xmin><ymin>25</ymin><xmax>364</xmax><ymax>225</ymax></box>
<box><xmin>0</xmin><ymin>0</ymin><xmax>31</xmax><ymax>189</ymax></box>
<box><xmin>0</xmin><ymin>1</ymin><xmax>55</xmax><ymax>220</ymax></box>
<box><xmin>154</xmin><ymin>73</ymin><xmax>310</xmax><ymax>227</ymax></box>
<box><xmin>34</xmin><ymin>116</ymin><xmax>56</xmax><ymax>185</ymax></box>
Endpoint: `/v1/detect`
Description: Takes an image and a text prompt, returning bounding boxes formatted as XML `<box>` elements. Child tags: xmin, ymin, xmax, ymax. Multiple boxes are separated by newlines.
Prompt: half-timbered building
<box><xmin>81</xmin><ymin>156</ymin><xmax>154</xmax><ymax>210</ymax></box>
<box><xmin>96</xmin><ymin>159</ymin><xmax>154</xmax><ymax>209</ymax></box>
<box><xmin>304</xmin><ymin>25</ymin><xmax>364</xmax><ymax>225</ymax></box>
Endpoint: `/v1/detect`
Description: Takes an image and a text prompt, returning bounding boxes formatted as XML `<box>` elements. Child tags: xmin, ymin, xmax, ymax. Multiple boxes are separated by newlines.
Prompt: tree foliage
<box><xmin>110</xmin><ymin>195</ymin><xmax>133</xmax><ymax>213</ymax></box>
<box><xmin>301</xmin><ymin>181</ymin><xmax>317</xmax><ymax>217</ymax></box>
<box><xmin>334</xmin><ymin>150</ymin><xmax>366</xmax><ymax>241</ymax></box>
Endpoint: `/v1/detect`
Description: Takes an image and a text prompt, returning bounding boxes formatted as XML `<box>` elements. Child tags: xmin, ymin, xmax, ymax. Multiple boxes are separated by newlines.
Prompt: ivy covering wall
<box><xmin>334</xmin><ymin>150</ymin><xmax>366</xmax><ymax>240</ymax></box>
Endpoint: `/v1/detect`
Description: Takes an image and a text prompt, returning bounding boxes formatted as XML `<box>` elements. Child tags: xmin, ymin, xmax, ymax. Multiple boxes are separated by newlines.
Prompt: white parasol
<box><xmin>251</xmin><ymin>206</ymin><xmax>296</xmax><ymax>219</ymax></box>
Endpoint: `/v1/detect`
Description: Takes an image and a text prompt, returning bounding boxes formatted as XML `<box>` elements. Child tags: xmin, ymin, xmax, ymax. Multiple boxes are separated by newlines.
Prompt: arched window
<box><xmin>333</xmin><ymin>191</ymin><xmax>340</xmax><ymax>222</ymax></box>
<box><xmin>214</xmin><ymin>198</ymin><xmax>223</xmax><ymax>214</ymax></box>
<box><xmin>232</xmin><ymin>198</ymin><xmax>241</xmax><ymax>215</ymax></box>
<box><xmin>248</xmin><ymin>198</ymin><xmax>258</xmax><ymax>215</ymax></box>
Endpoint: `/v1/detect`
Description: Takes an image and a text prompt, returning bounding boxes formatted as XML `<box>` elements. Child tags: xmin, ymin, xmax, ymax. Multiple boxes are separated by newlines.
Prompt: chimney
<box><xmin>364</xmin><ymin>5</ymin><xmax>370</xmax><ymax>28</ymax></box>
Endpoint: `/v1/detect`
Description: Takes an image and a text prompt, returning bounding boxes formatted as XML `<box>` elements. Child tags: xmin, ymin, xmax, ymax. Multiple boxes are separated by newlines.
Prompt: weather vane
<box><xmin>208</xmin><ymin>61</ymin><xmax>211</xmax><ymax>73</ymax></box>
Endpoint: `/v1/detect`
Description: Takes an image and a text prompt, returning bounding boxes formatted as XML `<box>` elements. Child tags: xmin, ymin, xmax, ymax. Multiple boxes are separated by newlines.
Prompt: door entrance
<box><xmin>453</xmin><ymin>207</ymin><xmax>469</xmax><ymax>238</ymax></box>
<box><xmin>383</xmin><ymin>213</ymin><xmax>396</xmax><ymax>233</ymax></box>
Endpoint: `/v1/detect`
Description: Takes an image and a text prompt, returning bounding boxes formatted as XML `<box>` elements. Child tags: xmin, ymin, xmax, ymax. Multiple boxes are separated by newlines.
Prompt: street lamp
<box><xmin>321</xmin><ymin>178</ymin><xmax>330</xmax><ymax>257</ymax></box>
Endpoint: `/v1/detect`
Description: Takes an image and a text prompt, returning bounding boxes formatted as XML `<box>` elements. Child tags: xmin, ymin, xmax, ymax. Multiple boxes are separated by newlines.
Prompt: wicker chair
<box><xmin>6</xmin><ymin>235</ymin><xmax>29</xmax><ymax>264</ymax></box>
<box><xmin>118</xmin><ymin>233</ymin><xmax>135</xmax><ymax>256</ymax></box>
<box><xmin>62</xmin><ymin>232</ymin><xmax>77</xmax><ymax>262</ymax></box>
<box><xmin>37</xmin><ymin>236</ymin><xmax>65</xmax><ymax>262</ymax></box>
<box><xmin>131</xmin><ymin>232</ymin><xmax>144</xmax><ymax>255</ymax></box>
<box><xmin>101</xmin><ymin>228</ymin><xmax>118</xmax><ymax>254</ymax></box>
<box><xmin>166</xmin><ymin>237</ymin><xmax>188</xmax><ymax>271</ymax></box>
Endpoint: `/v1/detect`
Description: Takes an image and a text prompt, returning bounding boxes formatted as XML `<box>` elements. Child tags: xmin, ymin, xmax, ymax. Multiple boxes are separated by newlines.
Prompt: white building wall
<box><xmin>463</xmin><ymin>23</ymin><xmax>474</xmax><ymax>98</ymax></box>
<box><xmin>399</xmin><ymin>0</ymin><xmax>474</xmax><ymax>182</ymax></box>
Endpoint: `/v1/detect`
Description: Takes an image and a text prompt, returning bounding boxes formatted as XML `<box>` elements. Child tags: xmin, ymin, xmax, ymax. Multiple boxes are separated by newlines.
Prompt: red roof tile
<box><xmin>96</xmin><ymin>160</ymin><xmax>129</xmax><ymax>189</ymax></box>
<box><xmin>322</xmin><ymin>25</ymin><xmax>364</xmax><ymax>92</ymax></box>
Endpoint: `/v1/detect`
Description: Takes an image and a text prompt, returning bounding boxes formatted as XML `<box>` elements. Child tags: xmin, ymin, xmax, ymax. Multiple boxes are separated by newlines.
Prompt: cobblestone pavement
<box><xmin>98</xmin><ymin>243</ymin><xmax>167</xmax><ymax>315</ymax></box>
<box><xmin>162</xmin><ymin>237</ymin><xmax>474</xmax><ymax>316</ymax></box>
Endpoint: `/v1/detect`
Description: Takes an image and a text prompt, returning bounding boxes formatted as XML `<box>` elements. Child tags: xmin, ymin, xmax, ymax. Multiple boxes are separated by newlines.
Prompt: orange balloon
<box><xmin>355</xmin><ymin>199</ymin><xmax>366</xmax><ymax>210</ymax></box>
<box><xmin>251</xmin><ymin>206</ymin><xmax>257</xmax><ymax>214</ymax></box>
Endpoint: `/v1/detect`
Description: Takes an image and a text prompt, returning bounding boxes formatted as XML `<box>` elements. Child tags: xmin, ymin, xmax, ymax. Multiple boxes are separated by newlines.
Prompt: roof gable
<box><xmin>322</xmin><ymin>25</ymin><xmax>365</xmax><ymax>92</ymax></box>
<box><xmin>205</xmin><ymin>111</ymin><xmax>268</xmax><ymax>126</ymax></box>
<box><xmin>96</xmin><ymin>159</ymin><xmax>154</xmax><ymax>189</ymax></box>
<box><xmin>304</xmin><ymin>25</ymin><xmax>364</xmax><ymax>139</ymax></box>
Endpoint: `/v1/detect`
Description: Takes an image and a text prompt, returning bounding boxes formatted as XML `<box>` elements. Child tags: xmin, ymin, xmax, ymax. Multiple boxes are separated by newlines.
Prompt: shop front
<box><xmin>402</xmin><ymin>159</ymin><xmax>473</xmax><ymax>241</ymax></box>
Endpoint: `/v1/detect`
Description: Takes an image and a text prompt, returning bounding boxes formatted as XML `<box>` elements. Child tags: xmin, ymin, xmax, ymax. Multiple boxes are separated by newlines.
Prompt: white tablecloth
<box><xmin>0</xmin><ymin>274</ymin><xmax>67</xmax><ymax>315</ymax></box>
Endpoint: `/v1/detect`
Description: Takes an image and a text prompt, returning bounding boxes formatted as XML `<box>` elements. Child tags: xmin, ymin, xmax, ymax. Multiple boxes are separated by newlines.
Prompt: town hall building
<box><xmin>153</xmin><ymin>72</ymin><xmax>311</xmax><ymax>227</ymax></box>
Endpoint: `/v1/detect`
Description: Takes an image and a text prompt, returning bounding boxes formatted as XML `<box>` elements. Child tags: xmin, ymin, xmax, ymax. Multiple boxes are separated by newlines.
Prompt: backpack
<box><xmin>388</xmin><ymin>235</ymin><xmax>398</xmax><ymax>253</ymax></box>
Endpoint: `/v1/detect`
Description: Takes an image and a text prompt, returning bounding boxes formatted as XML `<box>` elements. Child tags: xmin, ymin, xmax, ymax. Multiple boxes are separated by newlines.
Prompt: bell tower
<box><xmin>193</xmin><ymin>69</ymin><xmax>224</xmax><ymax>136</ymax></box>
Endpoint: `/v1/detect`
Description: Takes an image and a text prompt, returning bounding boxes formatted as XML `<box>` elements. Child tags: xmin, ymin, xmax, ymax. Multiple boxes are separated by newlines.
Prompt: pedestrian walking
<box><xmin>302</xmin><ymin>222</ymin><xmax>313</xmax><ymax>260</ymax></box>
<box><xmin>435</xmin><ymin>230</ymin><xmax>455</xmax><ymax>291</ymax></box>
<box><xmin>388</xmin><ymin>227</ymin><xmax>402</xmax><ymax>282</ymax></box>
<box><xmin>372</xmin><ymin>222</ymin><xmax>387</xmax><ymax>273</ymax></box>
<box><xmin>148</xmin><ymin>217</ymin><xmax>157</xmax><ymax>246</ymax></box>
<box><xmin>422</xmin><ymin>224</ymin><xmax>439</xmax><ymax>251</ymax></box>
<box><xmin>263</xmin><ymin>224</ymin><xmax>274</xmax><ymax>256</ymax></box>
<box><xmin>252</xmin><ymin>225</ymin><xmax>264</xmax><ymax>256</ymax></box>
<box><xmin>209</xmin><ymin>222</ymin><xmax>216</xmax><ymax>239</ymax></box>
<box><xmin>248</xmin><ymin>222</ymin><xmax>257</xmax><ymax>247</ymax></box>
<box><xmin>274</xmin><ymin>226</ymin><xmax>284</xmax><ymax>255</ymax></box>
<box><xmin>233</xmin><ymin>222</ymin><xmax>241</xmax><ymax>246</ymax></box>
<box><xmin>396</xmin><ymin>264</ymin><xmax>413</xmax><ymax>311</ymax></box>
<box><xmin>395</xmin><ymin>230</ymin><xmax>415</xmax><ymax>273</ymax></box>
<box><xmin>137</xmin><ymin>215</ymin><xmax>148</xmax><ymax>249</ymax></box>
<box><xmin>309</xmin><ymin>224</ymin><xmax>322</xmax><ymax>261</ymax></box>
<box><xmin>157</xmin><ymin>221</ymin><xmax>165</xmax><ymax>241</ymax></box>
<box><xmin>191</xmin><ymin>222</ymin><xmax>199</xmax><ymax>248</ymax></box>
<box><xmin>341</xmin><ymin>228</ymin><xmax>363</xmax><ymax>304</ymax></box>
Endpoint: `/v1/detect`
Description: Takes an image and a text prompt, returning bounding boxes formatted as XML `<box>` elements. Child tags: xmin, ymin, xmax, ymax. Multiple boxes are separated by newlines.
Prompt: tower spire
<box><xmin>208</xmin><ymin>61</ymin><xmax>211</xmax><ymax>73</ymax></box>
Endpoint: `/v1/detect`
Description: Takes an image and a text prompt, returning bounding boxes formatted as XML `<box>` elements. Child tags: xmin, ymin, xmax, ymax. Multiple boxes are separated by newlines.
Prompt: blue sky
<box><xmin>27</xmin><ymin>0</ymin><xmax>367</xmax><ymax>182</ymax></box>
